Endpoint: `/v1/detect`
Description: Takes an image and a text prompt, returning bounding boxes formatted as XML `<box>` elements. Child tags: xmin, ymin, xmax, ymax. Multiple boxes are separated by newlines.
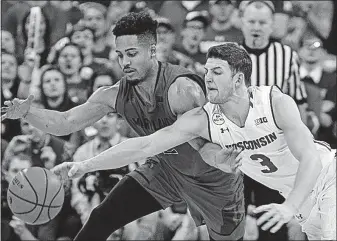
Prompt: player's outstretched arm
<box><xmin>254</xmin><ymin>87</ymin><xmax>322</xmax><ymax>233</ymax></box>
<box><xmin>1</xmin><ymin>86</ymin><xmax>117</xmax><ymax>136</ymax></box>
<box><xmin>77</xmin><ymin>108</ymin><xmax>205</xmax><ymax>175</ymax></box>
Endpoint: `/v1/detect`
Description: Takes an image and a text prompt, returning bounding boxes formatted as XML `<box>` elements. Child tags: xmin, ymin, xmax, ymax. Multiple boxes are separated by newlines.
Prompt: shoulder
<box><xmin>168</xmin><ymin>76</ymin><xmax>206</xmax><ymax>116</ymax></box>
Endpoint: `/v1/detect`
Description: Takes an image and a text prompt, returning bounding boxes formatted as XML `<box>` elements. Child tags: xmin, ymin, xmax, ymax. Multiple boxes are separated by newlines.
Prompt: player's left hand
<box><xmin>253</xmin><ymin>202</ymin><xmax>296</xmax><ymax>233</ymax></box>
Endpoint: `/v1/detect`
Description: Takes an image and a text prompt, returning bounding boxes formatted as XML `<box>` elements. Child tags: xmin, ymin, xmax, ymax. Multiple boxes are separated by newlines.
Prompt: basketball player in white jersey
<box><xmin>51</xmin><ymin>43</ymin><xmax>336</xmax><ymax>240</ymax></box>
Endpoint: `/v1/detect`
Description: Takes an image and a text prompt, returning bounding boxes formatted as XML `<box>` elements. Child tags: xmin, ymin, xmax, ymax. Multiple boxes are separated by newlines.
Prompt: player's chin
<box><xmin>126</xmin><ymin>77</ymin><xmax>142</xmax><ymax>86</ymax></box>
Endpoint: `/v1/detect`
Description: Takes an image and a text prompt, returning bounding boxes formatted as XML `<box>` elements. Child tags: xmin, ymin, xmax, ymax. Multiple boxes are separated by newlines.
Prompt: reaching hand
<box><xmin>214</xmin><ymin>147</ymin><xmax>243</xmax><ymax>173</ymax></box>
<box><xmin>51</xmin><ymin>162</ymin><xmax>86</xmax><ymax>182</ymax></box>
<box><xmin>253</xmin><ymin>202</ymin><xmax>296</xmax><ymax>233</ymax></box>
<box><xmin>1</xmin><ymin>95</ymin><xmax>34</xmax><ymax>121</ymax></box>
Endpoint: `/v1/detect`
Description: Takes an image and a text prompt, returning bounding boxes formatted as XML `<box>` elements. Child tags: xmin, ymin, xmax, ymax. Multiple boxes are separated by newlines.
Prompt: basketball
<box><xmin>7</xmin><ymin>167</ymin><xmax>64</xmax><ymax>225</ymax></box>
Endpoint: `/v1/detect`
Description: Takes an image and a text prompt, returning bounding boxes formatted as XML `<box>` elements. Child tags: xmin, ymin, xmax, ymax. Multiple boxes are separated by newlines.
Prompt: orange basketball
<box><xmin>7</xmin><ymin>167</ymin><xmax>64</xmax><ymax>225</ymax></box>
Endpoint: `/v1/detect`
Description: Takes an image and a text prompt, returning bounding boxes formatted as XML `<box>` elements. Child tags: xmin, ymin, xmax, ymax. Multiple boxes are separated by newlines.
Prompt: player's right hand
<box><xmin>51</xmin><ymin>162</ymin><xmax>86</xmax><ymax>182</ymax></box>
<box><xmin>1</xmin><ymin>95</ymin><xmax>34</xmax><ymax>121</ymax></box>
<box><xmin>214</xmin><ymin>147</ymin><xmax>243</xmax><ymax>174</ymax></box>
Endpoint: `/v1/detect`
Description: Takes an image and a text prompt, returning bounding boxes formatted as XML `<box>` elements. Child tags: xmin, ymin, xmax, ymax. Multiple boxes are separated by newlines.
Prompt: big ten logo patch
<box><xmin>212</xmin><ymin>113</ymin><xmax>225</xmax><ymax>125</ymax></box>
<box><xmin>12</xmin><ymin>177</ymin><xmax>24</xmax><ymax>189</ymax></box>
<box><xmin>254</xmin><ymin>117</ymin><xmax>268</xmax><ymax>126</ymax></box>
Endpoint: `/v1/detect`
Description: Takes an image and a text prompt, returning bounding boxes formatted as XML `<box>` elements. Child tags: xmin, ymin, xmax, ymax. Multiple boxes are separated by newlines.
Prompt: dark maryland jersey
<box><xmin>115</xmin><ymin>61</ymin><xmax>213</xmax><ymax>176</ymax></box>
<box><xmin>115</xmin><ymin>62</ymin><xmax>245</xmax><ymax>237</ymax></box>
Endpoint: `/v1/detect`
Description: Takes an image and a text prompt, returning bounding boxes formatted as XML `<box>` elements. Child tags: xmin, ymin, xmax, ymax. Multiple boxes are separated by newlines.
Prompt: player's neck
<box><xmin>135</xmin><ymin>59</ymin><xmax>159</xmax><ymax>95</ymax></box>
<box><xmin>219</xmin><ymin>88</ymin><xmax>250</xmax><ymax>127</ymax></box>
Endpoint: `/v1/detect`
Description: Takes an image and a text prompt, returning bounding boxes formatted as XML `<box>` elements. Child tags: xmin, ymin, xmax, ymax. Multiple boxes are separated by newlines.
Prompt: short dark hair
<box><xmin>207</xmin><ymin>43</ymin><xmax>252</xmax><ymax>86</ymax></box>
<box><xmin>113</xmin><ymin>11</ymin><xmax>157</xmax><ymax>45</ymax></box>
<box><xmin>68</xmin><ymin>24</ymin><xmax>95</xmax><ymax>41</ymax></box>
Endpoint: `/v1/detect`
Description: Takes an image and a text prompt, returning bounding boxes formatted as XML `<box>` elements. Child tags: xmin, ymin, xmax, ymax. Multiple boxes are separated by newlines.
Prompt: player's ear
<box><xmin>234</xmin><ymin>72</ymin><xmax>244</xmax><ymax>87</ymax></box>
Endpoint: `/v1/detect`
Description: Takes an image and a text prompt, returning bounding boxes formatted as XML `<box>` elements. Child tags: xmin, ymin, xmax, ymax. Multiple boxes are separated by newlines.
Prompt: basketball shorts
<box><xmin>295</xmin><ymin>152</ymin><xmax>336</xmax><ymax>240</ymax></box>
<box><xmin>127</xmin><ymin>159</ymin><xmax>246</xmax><ymax>240</ymax></box>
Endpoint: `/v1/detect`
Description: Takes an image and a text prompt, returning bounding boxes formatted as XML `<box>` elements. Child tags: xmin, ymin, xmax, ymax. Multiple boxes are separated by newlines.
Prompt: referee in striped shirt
<box><xmin>240</xmin><ymin>0</ymin><xmax>308</xmax><ymax>121</ymax></box>
<box><xmin>239</xmin><ymin>1</ymin><xmax>308</xmax><ymax>241</ymax></box>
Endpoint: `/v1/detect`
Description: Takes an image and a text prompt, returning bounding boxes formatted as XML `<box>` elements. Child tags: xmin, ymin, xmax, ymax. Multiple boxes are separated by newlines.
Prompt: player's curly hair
<box><xmin>207</xmin><ymin>43</ymin><xmax>252</xmax><ymax>86</ymax></box>
<box><xmin>113</xmin><ymin>11</ymin><xmax>157</xmax><ymax>45</ymax></box>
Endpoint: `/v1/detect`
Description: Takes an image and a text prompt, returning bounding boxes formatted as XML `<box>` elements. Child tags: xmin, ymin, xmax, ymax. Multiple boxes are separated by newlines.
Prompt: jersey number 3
<box><xmin>250</xmin><ymin>154</ymin><xmax>278</xmax><ymax>173</ymax></box>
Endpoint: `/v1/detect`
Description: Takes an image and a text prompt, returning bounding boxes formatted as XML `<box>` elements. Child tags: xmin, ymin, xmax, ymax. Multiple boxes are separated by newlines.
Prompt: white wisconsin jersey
<box><xmin>203</xmin><ymin>86</ymin><xmax>335</xmax><ymax>198</ymax></box>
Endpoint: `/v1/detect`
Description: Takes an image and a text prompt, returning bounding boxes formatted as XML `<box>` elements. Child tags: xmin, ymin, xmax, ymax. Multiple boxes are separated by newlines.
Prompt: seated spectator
<box><xmin>174</xmin><ymin>11</ymin><xmax>210</xmax><ymax>76</ymax></box>
<box><xmin>1</xmin><ymin>52</ymin><xmax>22</xmax><ymax>142</ymax></box>
<box><xmin>158</xmin><ymin>1</ymin><xmax>210</xmax><ymax>37</ymax></box>
<box><xmin>201</xmin><ymin>0</ymin><xmax>244</xmax><ymax>51</ymax></box>
<box><xmin>54</xmin><ymin>43</ymin><xmax>89</xmax><ymax>104</ymax></box>
<box><xmin>71</xmin><ymin>112</ymin><xmax>131</xmax><ymax>224</ymax></box>
<box><xmin>1</xmin><ymin>30</ymin><xmax>16</xmax><ymax>54</ymax></box>
<box><xmin>4</xmin><ymin>119</ymin><xmax>69</xmax><ymax>168</ymax></box>
<box><xmin>1</xmin><ymin>153</ymin><xmax>61</xmax><ymax>241</ymax></box>
<box><xmin>88</xmin><ymin>68</ymin><xmax>117</xmax><ymax>97</ymax></box>
<box><xmin>299</xmin><ymin>34</ymin><xmax>336</xmax><ymax>136</ymax></box>
<box><xmin>156</xmin><ymin>17</ymin><xmax>195</xmax><ymax>70</ymax></box>
<box><xmin>80</xmin><ymin>2</ymin><xmax>112</xmax><ymax>60</ymax></box>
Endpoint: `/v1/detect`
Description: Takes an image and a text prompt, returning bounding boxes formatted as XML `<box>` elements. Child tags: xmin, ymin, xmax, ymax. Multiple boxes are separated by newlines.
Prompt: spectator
<box><xmin>299</xmin><ymin>34</ymin><xmax>336</xmax><ymax>131</ymax></box>
<box><xmin>20</xmin><ymin>7</ymin><xmax>51</xmax><ymax>68</ymax></box>
<box><xmin>1</xmin><ymin>52</ymin><xmax>22</xmax><ymax>142</ymax></box>
<box><xmin>201</xmin><ymin>0</ymin><xmax>244</xmax><ymax>51</ymax></box>
<box><xmin>175</xmin><ymin>11</ymin><xmax>210</xmax><ymax>75</ymax></box>
<box><xmin>80</xmin><ymin>2</ymin><xmax>112</xmax><ymax>60</ymax></box>
<box><xmin>71</xmin><ymin>113</ymin><xmax>130</xmax><ymax>224</ymax></box>
<box><xmin>1</xmin><ymin>153</ymin><xmax>61</xmax><ymax>241</ymax></box>
<box><xmin>155</xmin><ymin>17</ymin><xmax>195</xmax><ymax>69</ymax></box>
<box><xmin>88</xmin><ymin>68</ymin><xmax>117</xmax><ymax>97</ymax></box>
<box><xmin>319</xmin><ymin>82</ymin><xmax>337</xmax><ymax>149</ymax></box>
<box><xmin>4</xmin><ymin>119</ymin><xmax>68</xmax><ymax>168</ymax></box>
<box><xmin>1</xmin><ymin>30</ymin><xmax>16</xmax><ymax>54</ymax></box>
<box><xmin>54</xmin><ymin>43</ymin><xmax>89</xmax><ymax>104</ymax></box>
<box><xmin>158</xmin><ymin>1</ymin><xmax>210</xmax><ymax>37</ymax></box>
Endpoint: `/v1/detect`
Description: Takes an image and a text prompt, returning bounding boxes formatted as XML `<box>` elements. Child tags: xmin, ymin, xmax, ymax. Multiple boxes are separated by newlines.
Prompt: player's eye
<box><xmin>127</xmin><ymin>52</ymin><xmax>137</xmax><ymax>57</ymax></box>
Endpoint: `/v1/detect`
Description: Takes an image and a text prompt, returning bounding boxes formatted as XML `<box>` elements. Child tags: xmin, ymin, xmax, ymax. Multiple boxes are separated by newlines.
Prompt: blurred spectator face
<box><xmin>157</xmin><ymin>26</ymin><xmax>175</xmax><ymax>47</ymax></box>
<box><xmin>241</xmin><ymin>2</ymin><xmax>274</xmax><ymax>44</ymax></box>
<box><xmin>84</xmin><ymin>8</ymin><xmax>106</xmax><ymax>37</ymax></box>
<box><xmin>107</xmin><ymin>1</ymin><xmax>133</xmax><ymax>25</ymax></box>
<box><xmin>209</xmin><ymin>0</ymin><xmax>235</xmax><ymax>23</ymax></box>
<box><xmin>93</xmin><ymin>75</ymin><xmax>114</xmax><ymax>92</ymax></box>
<box><xmin>299</xmin><ymin>36</ymin><xmax>324</xmax><ymax>64</ymax></box>
<box><xmin>70</xmin><ymin>29</ymin><xmax>95</xmax><ymax>56</ymax></box>
<box><xmin>93</xmin><ymin>113</ymin><xmax>119</xmax><ymax>139</ymax></box>
<box><xmin>58</xmin><ymin>45</ymin><xmax>82</xmax><ymax>75</ymax></box>
<box><xmin>24</xmin><ymin>12</ymin><xmax>47</xmax><ymax>37</ymax></box>
<box><xmin>42</xmin><ymin>69</ymin><xmax>66</xmax><ymax>99</ymax></box>
<box><xmin>1</xmin><ymin>30</ymin><xmax>15</xmax><ymax>54</ymax></box>
<box><xmin>182</xmin><ymin>20</ymin><xmax>206</xmax><ymax>46</ymax></box>
<box><xmin>156</xmin><ymin>42</ymin><xmax>171</xmax><ymax>62</ymax></box>
<box><xmin>1</xmin><ymin>53</ymin><xmax>17</xmax><ymax>82</ymax></box>
<box><xmin>4</xmin><ymin>156</ymin><xmax>32</xmax><ymax>183</ymax></box>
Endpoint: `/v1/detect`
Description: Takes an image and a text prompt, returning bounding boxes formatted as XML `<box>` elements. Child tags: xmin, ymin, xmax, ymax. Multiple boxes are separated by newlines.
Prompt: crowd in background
<box><xmin>1</xmin><ymin>1</ymin><xmax>336</xmax><ymax>240</ymax></box>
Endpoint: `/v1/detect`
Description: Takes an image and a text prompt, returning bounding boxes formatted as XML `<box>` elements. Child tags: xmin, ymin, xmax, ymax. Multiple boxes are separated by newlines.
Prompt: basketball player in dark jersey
<box><xmin>2</xmin><ymin>12</ymin><xmax>244</xmax><ymax>241</ymax></box>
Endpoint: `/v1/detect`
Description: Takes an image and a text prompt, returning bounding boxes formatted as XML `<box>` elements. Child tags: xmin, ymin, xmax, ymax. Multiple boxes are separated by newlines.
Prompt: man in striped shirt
<box><xmin>240</xmin><ymin>1</ymin><xmax>308</xmax><ymax>122</ymax></box>
<box><xmin>239</xmin><ymin>1</ymin><xmax>308</xmax><ymax>240</ymax></box>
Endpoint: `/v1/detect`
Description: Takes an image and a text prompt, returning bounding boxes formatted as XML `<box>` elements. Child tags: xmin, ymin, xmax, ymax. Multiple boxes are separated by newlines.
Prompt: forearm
<box><xmin>25</xmin><ymin>106</ymin><xmax>74</xmax><ymax>136</ymax></box>
<box><xmin>285</xmin><ymin>153</ymin><xmax>322</xmax><ymax>210</ymax></box>
<box><xmin>82</xmin><ymin>137</ymin><xmax>155</xmax><ymax>173</ymax></box>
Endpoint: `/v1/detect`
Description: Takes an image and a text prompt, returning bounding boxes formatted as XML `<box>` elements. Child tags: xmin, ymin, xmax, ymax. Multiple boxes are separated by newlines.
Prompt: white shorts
<box><xmin>295</xmin><ymin>153</ymin><xmax>336</xmax><ymax>240</ymax></box>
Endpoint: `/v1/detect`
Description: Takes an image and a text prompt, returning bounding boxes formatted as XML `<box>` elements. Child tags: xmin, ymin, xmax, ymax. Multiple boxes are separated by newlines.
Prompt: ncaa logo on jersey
<box><xmin>212</xmin><ymin>113</ymin><xmax>225</xmax><ymax>125</ymax></box>
<box><xmin>255</xmin><ymin>117</ymin><xmax>268</xmax><ymax>126</ymax></box>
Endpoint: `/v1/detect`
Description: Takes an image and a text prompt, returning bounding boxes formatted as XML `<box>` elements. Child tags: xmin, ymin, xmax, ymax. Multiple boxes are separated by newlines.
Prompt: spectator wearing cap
<box><xmin>174</xmin><ymin>11</ymin><xmax>210</xmax><ymax>76</ymax></box>
<box><xmin>158</xmin><ymin>1</ymin><xmax>210</xmax><ymax>38</ymax></box>
<box><xmin>80</xmin><ymin>2</ymin><xmax>112</xmax><ymax>60</ymax></box>
<box><xmin>299</xmin><ymin>34</ymin><xmax>336</xmax><ymax>136</ymax></box>
<box><xmin>201</xmin><ymin>0</ymin><xmax>244</xmax><ymax>52</ymax></box>
<box><xmin>155</xmin><ymin>17</ymin><xmax>195</xmax><ymax>70</ymax></box>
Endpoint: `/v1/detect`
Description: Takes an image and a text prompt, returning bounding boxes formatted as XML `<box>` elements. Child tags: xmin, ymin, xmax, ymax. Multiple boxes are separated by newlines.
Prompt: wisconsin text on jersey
<box><xmin>224</xmin><ymin>132</ymin><xmax>278</xmax><ymax>151</ymax></box>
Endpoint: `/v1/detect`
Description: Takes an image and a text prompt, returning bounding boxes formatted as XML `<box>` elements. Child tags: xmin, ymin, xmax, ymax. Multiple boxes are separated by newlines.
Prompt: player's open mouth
<box><xmin>124</xmin><ymin>69</ymin><xmax>135</xmax><ymax>73</ymax></box>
